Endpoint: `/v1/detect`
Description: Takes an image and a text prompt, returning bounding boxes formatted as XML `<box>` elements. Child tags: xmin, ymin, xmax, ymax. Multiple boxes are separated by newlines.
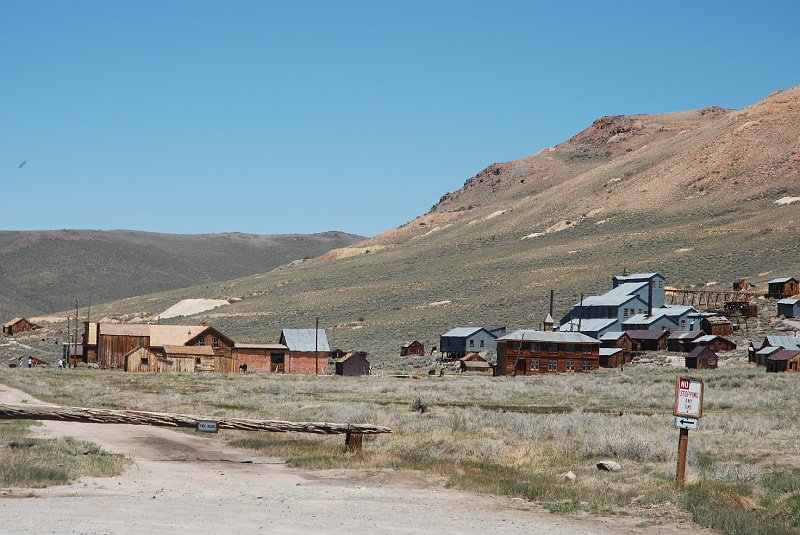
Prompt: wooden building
<box><xmin>755</xmin><ymin>346</ymin><xmax>781</xmax><ymax>367</ymax></box>
<box><xmin>599</xmin><ymin>331</ymin><xmax>634</xmax><ymax>355</ymax></box>
<box><xmin>599</xmin><ymin>347</ymin><xmax>628</xmax><ymax>368</ymax></box>
<box><xmin>777</xmin><ymin>298</ymin><xmax>800</xmax><ymax>318</ymax></box>
<box><xmin>400</xmin><ymin>340</ymin><xmax>425</xmax><ymax>356</ymax></box>
<box><xmin>748</xmin><ymin>341</ymin><xmax>763</xmax><ymax>363</ymax></box>
<box><xmin>626</xmin><ymin>329</ymin><xmax>670</xmax><ymax>352</ymax></box>
<box><xmin>330</xmin><ymin>348</ymin><xmax>347</xmax><ymax>360</ymax></box>
<box><xmin>495</xmin><ymin>330</ymin><xmax>600</xmax><ymax>376</ymax></box>
<box><xmin>667</xmin><ymin>331</ymin><xmax>703</xmax><ymax>353</ymax></box>
<box><xmin>2</xmin><ymin>317</ymin><xmax>41</xmax><ymax>337</ymax></box>
<box><xmin>232</xmin><ymin>343</ymin><xmax>289</xmax><ymax>373</ymax></box>
<box><xmin>440</xmin><ymin>326</ymin><xmax>505</xmax><ymax>359</ymax></box>
<box><xmin>766</xmin><ymin>350</ymin><xmax>800</xmax><ymax>373</ymax></box>
<box><xmin>279</xmin><ymin>328</ymin><xmax>331</xmax><ymax>374</ymax></box>
<box><xmin>693</xmin><ymin>334</ymin><xmax>737</xmax><ymax>352</ymax></box>
<box><xmin>458</xmin><ymin>352</ymin><xmax>493</xmax><ymax>374</ymax></box>
<box><xmin>685</xmin><ymin>346</ymin><xmax>718</xmax><ymax>370</ymax></box>
<box><xmin>733</xmin><ymin>279</ymin><xmax>751</xmax><ymax>291</ymax></box>
<box><xmin>766</xmin><ymin>277</ymin><xmax>800</xmax><ymax>299</ymax></box>
<box><xmin>334</xmin><ymin>351</ymin><xmax>371</xmax><ymax>376</ymax></box>
<box><xmin>701</xmin><ymin>316</ymin><xmax>733</xmax><ymax>337</ymax></box>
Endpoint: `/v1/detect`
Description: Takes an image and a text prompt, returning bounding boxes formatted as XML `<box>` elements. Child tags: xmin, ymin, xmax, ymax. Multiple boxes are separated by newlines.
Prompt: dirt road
<box><xmin>0</xmin><ymin>384</ymin><xmax>711</xmax><ymax>535</ymax></box>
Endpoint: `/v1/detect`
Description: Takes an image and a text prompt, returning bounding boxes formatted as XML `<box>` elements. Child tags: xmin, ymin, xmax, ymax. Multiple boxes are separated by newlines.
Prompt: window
<box><xmin>624</xmin><ymin>308</ymin><xmax>629</xmax><ymax>318</ymax></box>
<box><xmin>480</xmin><ymin>339</ymin><xmax>485</xmax><ymax>348</ymax></box>
<box><xmin>582</xmin><ymin>361</ymin><xmax>592</xmax><ymax>371</ymax></box>
<box><xmin>531</xmin><ymin>342</ymin><xmax>540</xmax><ymax>352</ymax></box>
<box><xmin>141</xmin><ymin>357</ymin><xmax>149</xmax><ymax>366</ymax></box>
<box><xmin>530</xmin><ymin>359</ymin><xmax>539</xmax><ymax>371</ymax></box>
<box><xmin>681</xmin><ymin>320</ymin><xmax>686</xmax><ymax>328</ymax></box>
<box><xmin>549</xmin><ymin>343</ymin><xmax>558</xmax><ymax>353</ymax></box>
<box><xmin>198</xmin><ymin>337</ymin><xmax>205</xmax><ymax>346</ymax></box>
<box><xmin>565</xmin><ymin>344</ymin><xmax>575</xmax><ymax>353</ymax></box>
<box><xmin>469</xmin><ymin>339</ymin><xmax>475</xmax><ymax>348</ymax></box>
<box><xmin>565</xmin><ymin>359</ymin><xmax>575</xmax><ymax>371</ymax></box>
<box><xmin>658</xmin><ymin>281</ymin><xmax>663</xmax><ymax>288</ymax></box>
<box><xmin>583</xmin><ymin>345</ymin><xmax>593</xmax><ymax>355</ymax></box>
<box><xmin>548</xmin><ymin>360</ymin><xmax>558</xmax><ymax>371</ymax></box>
<box><xmin>213</xmin><ymin>337</ymin><xmax>220</xmax><ymax>349</ymax></box>
<box><xmin>639</xmin><ymin>309</ymin><xmax>644</xmax><ymax>314</ymax></box>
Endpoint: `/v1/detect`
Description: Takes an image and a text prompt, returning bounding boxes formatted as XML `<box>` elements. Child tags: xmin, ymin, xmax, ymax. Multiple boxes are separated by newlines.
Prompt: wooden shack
<box><xmin>164</xmin><ymin>345</ymin><xmax>237</xmax><ymax>373</ymax></box>
<box><xmin>777</xmin><ymin>298</ymin><xmax>800</xmax><ymax>318</ymax></box>
<box><xmin>458</xmin><ymin>352</ymin><xmax>493</xmax><ymax>374</ymax></box>
<box><xmin>599</xmin><ymin>347</ymin><xmax>629</xmax><ymax>368</ymax></box>
<box><xmin>766</xmin><ymin>277</ymin><xmax>800</xmax><ymax>299</ymax></box>
<box><xmin>400</xmin><ymin>340</ymin><xmax>425</xmax><ymax>356</ymax></box>
<box><xmin>693</xmin><ymin>335</ymin><xmax>737</xmax><ymax>352</ymax></box>
<box><xmin>733</xmin><ymin>279</ymin><xmax>751</xmax><ymax>291</ymax></box>
<box><xmin>599</xmin><ymin>331</ymin><xmax>634</xmax><ymax>355</ymax></box>
<box><xmin>232</xmin><ymin>343</ymin><xmax>288</xmax><ymax>373</ymax></box>
<box><xmin>334</xmin><ymin>351</ymin><xmax>371</xmax><ymax>376</ymax></box>
<box><xmin>766</xmin><ymin>350</ymin><xmax>800</xmax><ymax>373</ymax></box>
<box><xmin>667</xmin><ymin>331</ymin><xmax>703</xmax><ymax>353</ymax></box>
<box><xmin>495</xmin><ymin>330</ymin><xmax>600</xmax><ymax>376</ymax></box>
<box><xmin>685</xmin><ymin>346</ymin><xmax>718</xmax><ymax>370</ymax></box>
<box><xmin>626</xmin><ymin>330</ymin><xmax>670</xmax><ymax>352</ymax></box>
<box><xmin>701</xmin><ymin>316</ymin><xmax>732</xmax><ymax>337</ymax></box>
<box><xmin>2</xmin><ymin>317</ymin><xmax>41</xmax><ymax>337</ymax></box>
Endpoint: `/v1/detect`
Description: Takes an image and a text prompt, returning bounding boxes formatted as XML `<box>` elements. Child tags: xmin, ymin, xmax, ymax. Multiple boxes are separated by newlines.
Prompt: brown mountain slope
<box><xmin>33</xmin><ymin>88</ymin><xmax>800</xmax><ymax>371</ymax></box>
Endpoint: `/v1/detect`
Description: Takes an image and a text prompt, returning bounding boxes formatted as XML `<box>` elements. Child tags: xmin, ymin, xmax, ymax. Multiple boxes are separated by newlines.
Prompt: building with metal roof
<box><xmin>778</xmin><ymin>298</ymin><xmax>800</xmax><ymax>318</ymax></box>
<box><xmin>279</xmin><ymin>329</ymin><xmax>330</xmax><ymax>352</ymax></box>
<box><xmin>440</xmin><ymin>326</ymin><xmax>505</xmax><ymax>359</ymax></box>
<box><xmin>495</xmin><ymin>330</ymin><xmax>600</xmax><ymax>376</ymax></box>
<box><xmin>558</xmin><ymin>318</ymin><xmax>617</xmax><ymax>339</ymax></box>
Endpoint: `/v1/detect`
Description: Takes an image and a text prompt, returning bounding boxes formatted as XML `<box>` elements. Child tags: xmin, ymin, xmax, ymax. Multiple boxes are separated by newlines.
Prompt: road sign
<box><xmin>673</xmin><ymin>376</ymin><xmax>704</xmax><ymax>418</ymax></box>
<box><xmin>675</xmin><ymin>416</ymin><xmax>700</xmax><ymax>430</ymax></box>
<box><xmin>196</xmin><ymin>420</ymin><xmax>219</xmax><ymax>433</ymax></box>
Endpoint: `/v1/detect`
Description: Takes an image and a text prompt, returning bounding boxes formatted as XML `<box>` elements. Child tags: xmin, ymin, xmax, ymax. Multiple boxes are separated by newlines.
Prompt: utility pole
<box><xmin>73</xmin><ymin>299</ymin><xmax>79</xmax><ymax>368</ymax></box>
<box><xmin>314</xmin><ymin>316</ymin><xmax>320</xmax><ymax>375</ymax></box>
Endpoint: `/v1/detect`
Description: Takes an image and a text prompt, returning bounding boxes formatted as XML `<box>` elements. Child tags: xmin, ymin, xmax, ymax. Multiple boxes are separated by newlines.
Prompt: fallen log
<box><xmin>0</xmin><ymin>403</ymin><xmax>391</xmax><ymax>436</ymax></box>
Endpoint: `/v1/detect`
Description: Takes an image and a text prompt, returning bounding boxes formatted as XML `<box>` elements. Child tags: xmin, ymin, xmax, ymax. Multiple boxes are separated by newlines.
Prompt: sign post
<box><xmin>673</xmin><ymin>376</ymin><xmax>704</xmax><ymax>485</ymax></box>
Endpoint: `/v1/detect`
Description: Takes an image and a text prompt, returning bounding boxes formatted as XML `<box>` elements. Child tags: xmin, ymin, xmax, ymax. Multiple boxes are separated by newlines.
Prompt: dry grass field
<box><xmin>2</xmin><ymin>357</ymin><xmax>799</xmax><ymax>534</ymax></box>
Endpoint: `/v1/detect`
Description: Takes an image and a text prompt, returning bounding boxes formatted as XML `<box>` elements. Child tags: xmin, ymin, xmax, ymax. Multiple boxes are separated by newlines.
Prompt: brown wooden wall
<box><xmin>3</xmin><ymin>319</ymin><xmax>39</xmax><ymax>336</ymax></box>
<box><xmin>188</xmin><ymin>332</ymin><xmax>233</xmax><ymax>357</ymax></box>
<box><xmin>401</xmin><ymin>342</ymin><xmax>425</xmax><ymax>356</ymax></box>
<box><xmin>496</xmin><ymin>341</ymin><xmax>599</xmax><ymax>376</ymax></box>
<box><xmin>98</xmin><ymin>335</ymin><xmax>149</xmax><ymax>369</ymax></box>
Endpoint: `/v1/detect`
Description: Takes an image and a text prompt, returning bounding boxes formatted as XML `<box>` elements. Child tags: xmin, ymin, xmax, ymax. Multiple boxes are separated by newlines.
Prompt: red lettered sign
<box><xmin>674</xmin><ymin>376</ymin><xmax>704</xmax><ymax>418</ymax></box>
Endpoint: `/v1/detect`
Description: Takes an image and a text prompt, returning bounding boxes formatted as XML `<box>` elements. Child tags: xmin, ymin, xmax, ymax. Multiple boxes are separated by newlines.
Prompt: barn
<box><xmin>400</xmin><ymin>340</ymin><xmax>425</xmax><ymax>356</ymax></box>
<box><xmin>279</xmin><ymin>328</ymin><xmax>331</xmax><ymax>374</ymax></box>
<box><xmin>777</xmin><ymin>298</ymin><xmax>800</xmax><ymax>318</ymax></box>
<box><xmin>685</xmin><ymin>346</ymin><xmax>718</xmax><ymax>370</ymax></box>
<box><xmin>2</xmin><ymin>317</ymin><xmax>41</xmax><ymax>337</ymax></box>
<box><xmin>334</xmin><ymin>351</ymin><xmax>371</xmax><ymax>376</ymax></box>
<box><xmin>766</xmin><ymin>277</ymin><xmax>800</xmax><ymax>299</ymax></box>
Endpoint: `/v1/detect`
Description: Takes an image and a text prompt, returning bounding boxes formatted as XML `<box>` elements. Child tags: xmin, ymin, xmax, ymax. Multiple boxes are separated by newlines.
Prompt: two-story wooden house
<box><xmin>495</xmin><ymin>330</ymin><xmax>600</xmax><ymax>376</ymax></box>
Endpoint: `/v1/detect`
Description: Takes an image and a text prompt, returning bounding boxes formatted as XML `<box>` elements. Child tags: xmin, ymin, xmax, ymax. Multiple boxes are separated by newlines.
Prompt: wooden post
<box><xmin>676</xmin><ymin>427</ymin><xmax>689</xmax><ymax>484</ymax></box>
<box><xmin>345</xmin><ymin>431</ymin><xmax>363</xmax><ymax>454</ymax></box>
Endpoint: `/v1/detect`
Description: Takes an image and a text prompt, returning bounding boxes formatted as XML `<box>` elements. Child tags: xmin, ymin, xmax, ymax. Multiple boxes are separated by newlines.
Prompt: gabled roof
<box><xmin>688</xmin><ymin>346</ymin><xmax>717</xmax><ymax>358</ymax></box>
<box><xmin>185</xmin><ymin>326</ymin><xmax>235</xmax><ymax>347</ymax></box>
<box><xmin>575</xmin><ymin>293</ymin><xmax>645</xmax><ymax>307</ymax></box>
<box><xmin>658</xmin><ymin>305</ymin><xmax>698</xmax><ymax>316</ymax></box>
<box><xmin>3</xmin><ymin>317</ymin><xmax>25</xmax><ymax>328</ymax></box>
<box><xmin>757</xmin><ymin>346</ymin><xmax>781</xmax><ymax>356</ymax></box>
<box><xmin>768</xmin><ymin>277</ymin><xmax>798</xmax><ymax>284</ymax></box>
<box><xmin>499</xmin><ymin>330</ymin><xmax>600</xmax><ymax>344</ymax></box>
<box><xmin>764</xmin><ymin>336</ymin><xmax>800</xmax><ymax>351</ymax></box>
<box><xmin>625</xmin><ymin>329</ymin><xmax>669</xmax><ymax>341</ymax></box>
<box><xmin>337</xmin><ymin>351</ymin><xmax>368</xmax><ymax>363</ymax></box>
<box><xmin>668</xmin><ymin>330</ymin><xmax>702</xmax><ymax>341</ymax></box>
<box><xmin>121</xmin><ymin>346</ymin><xmax>157</xmax><ymax>360</ymax></box>
<box><xmin>623</xmin><ymin>313</ymin><xmax>676</xmax><ymax>326</ymax></box>
<box><xmin>603</xmin><ymin>282</ymin><xmax>649</xmax><ymax>296</ymax></box>
<box><xmin>459</xmin><ymin>352</ymin><xmax>488</xmax><ymax>363</ymax></box>
<box><xmin>442</xmin><ymin>327</ymin><xmax>498</xmax><ymax>338</ymax></box>
<box><xmin>613</xmin><ymin>272</ymin><xmax>665</xmax><ymax>282</ymax></box>
<box><xmin>703</xmin><ymin>316</ymin><xmax>731</xmax><ymax>325</ymax></box>
<box><xmin>778</xmin><ymin>298</ymin><xmax>800</xmax><ymax>305</ymax></box>
<box><xmin>401</xmin><ymin>340</ymin><xmax>423</xmax><ymax>348</ymax></box>
<box><xmin>280</xmin><ymin>329</ymin><xmax>331</xmax><ymax>352</ymax></box>
<box><xmin>599</xmin><ymin>331</ymin><xmax>629</xmax><ymax>341</ymax></box>
<box><xmin>767</xmin><ymin>349</ymin><xmax>800</xmax><ymax>362</ymax></box>
<box><xmin>599</xmin><ymin>348</ymin><xmax>623</xmax><ymax>356</ymax></box>
<box><xmin>694</xmin><ymin>335</ymin><xmax>736</xmax><ymax>348</ymax></box>
<box><xmin>162</xmin><ymin>345</ymin><xmax>216</xmax><ymax>356</ymax></box>
<box><xmin>98</xmin><ymin>323</ymin><xmax>208</xmax><ymax>347</ymax></box>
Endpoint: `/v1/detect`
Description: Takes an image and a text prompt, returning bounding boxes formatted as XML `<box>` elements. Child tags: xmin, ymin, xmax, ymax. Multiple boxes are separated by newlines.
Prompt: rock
<box><xmin>597</xmin><ymin>460</ymin><xmax>622</xmax><ymax>472</ymax></box>
<box><xmin>558</xmin><ymin>471</ymin><xmax>576</xmax><ymax>482</ymax></box>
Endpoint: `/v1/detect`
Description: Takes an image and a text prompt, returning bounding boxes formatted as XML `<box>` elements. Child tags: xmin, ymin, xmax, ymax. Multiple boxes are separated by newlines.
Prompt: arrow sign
<box><xmin>675</xmin><ymin>416</ymin><xmax>699</xmax><ymax>430</ymax></box>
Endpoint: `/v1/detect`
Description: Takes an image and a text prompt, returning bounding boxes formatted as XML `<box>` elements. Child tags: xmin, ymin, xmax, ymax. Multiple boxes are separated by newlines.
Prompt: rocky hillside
<box><xmin>0</xmin><ymin>230</ymin><xmax>364</xmax><ymax>319</ymax></box>
<box><xmin>34</xmin><ymin>88</ymin><xmax>800</xmax><ymax>370</ymax></box>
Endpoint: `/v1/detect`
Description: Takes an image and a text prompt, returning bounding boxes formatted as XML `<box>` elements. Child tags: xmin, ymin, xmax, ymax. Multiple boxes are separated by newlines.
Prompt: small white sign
<box><xmin>675</xmin><ymin>416</ymin><xmax>700</xmax><ymax>430</ymax></box>
<box><xmin>674</xmin><ymin>376</ymin><xmax>704</xmax><ymax>418</ymax></box>
<box><xmin>196</xmin><ymin>420</ymin><xmax>218</xmax><ymax>433</ymax></box>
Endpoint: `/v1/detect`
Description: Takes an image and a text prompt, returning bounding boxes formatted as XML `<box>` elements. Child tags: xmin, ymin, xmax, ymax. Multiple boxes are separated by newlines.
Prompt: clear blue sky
<box><xmin>2</xmin><ymin>1</ymin><xmax>798</xmax><ymax>237</ymax></box>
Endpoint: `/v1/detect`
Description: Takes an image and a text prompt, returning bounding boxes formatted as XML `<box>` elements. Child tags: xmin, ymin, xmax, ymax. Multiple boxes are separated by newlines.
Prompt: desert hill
<box><xmin>0</xmin><ymin>230</ymin><xmax>364</xmax><ymax>319</ymax></box>
<box><xmin>39</xmin><ymin>88</ymin><xmax>800</xmax><ymax>369</ymax></box>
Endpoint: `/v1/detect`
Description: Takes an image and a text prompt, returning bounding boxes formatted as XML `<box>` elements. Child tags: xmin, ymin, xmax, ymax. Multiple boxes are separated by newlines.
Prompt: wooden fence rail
<box><xmin>0</xmin><ymin>403</ymin><xmax>391</xmax><ymax>452</ymax></box>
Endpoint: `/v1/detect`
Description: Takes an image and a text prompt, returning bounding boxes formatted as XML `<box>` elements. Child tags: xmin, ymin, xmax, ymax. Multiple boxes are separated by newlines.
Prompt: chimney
<box><xmin>648</xmin><ymin>279</ymin><xmax>653</xmax><ymax>317</ymax></box>
<box><xmin>549</xmin><ymin>289</ymin><xmax>554</xmax><ymax>317</ymax></box>
<box><xmin>578</xmin><ymin>293</ymin><xmax>584</xmax><ymax>332</ymax></box>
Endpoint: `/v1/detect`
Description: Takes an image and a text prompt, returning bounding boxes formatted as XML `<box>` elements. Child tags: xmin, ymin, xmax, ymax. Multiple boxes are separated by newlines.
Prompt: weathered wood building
<box><xmin>701</xmin><ymin>316</ymin><xmax>733</xmax><ymax>337</ymax></box>
<box><xmin>599</xmin><ymin>347</ymin><xmax>627</xmax><ymax>368</ymax></box>
<box><xmin>279</xmin><ymin>328</ymin><xmax>331</xmax><ymax>374</ymax></box>
<box><xmin>334</xmin><ymin>351</ymin><xmax>370</xmax><ymax>376</ymax></box>
<box><xmin>400</xmin><ymin>340</ymin><xmax>425</xmax><ymax>356</ymax></box>
<box><xmin>495</xmin><ymin>330</ymin><xmax>600</xmax><ymax>376</ymax></box>
<box><xmin>766</xmin><ymin>350</ymin><xmax>800</xmax><ymax>373</ymax></box>
<box><xmin>766</xmin><ymin>277</ymin><xmax>800</xmax><ymax>299</ymax></box>
<box><xmin>733</xmin><ymin>279</ymin><xmax>751</xmax><ymax>291</ymax></box>
<box><xmin>667</xmin><ymin>331</ymin><xmax>703</xmax><ymax>353</ymax></box>
<box><xmin>626</xmin><ymin>330</ymin><xmax>670</xmax><ymax>352</ymax></box>
<box><xmin>458</xmin><ymin>352</ymin><xmax>494</xmax><ymax>374</ymax></box>
<box><xmin>2</xmin><ymin>317</ymin><xmax>41</xmax><ymax>337</ymax></box>
<box><xmin>685</xmin><ymin>346</ymin><xmax>718</xmax><ymax>370</ymax></box>
<box><xmin>693</xmin><ymin>334</ymin><xmax>737</xmax><ymax>352</ymax></box>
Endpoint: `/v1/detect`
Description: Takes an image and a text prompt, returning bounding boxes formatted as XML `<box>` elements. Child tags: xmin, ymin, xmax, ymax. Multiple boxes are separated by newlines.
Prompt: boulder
<box><xmin>596</xmin><ymin>460</ymin><xmax>622</xmax><ymax>472</ymax></box>
<box><xmin>558</xmin><ymin>471</ymin><xmax>576</xmax><ymax>482</ymax></box>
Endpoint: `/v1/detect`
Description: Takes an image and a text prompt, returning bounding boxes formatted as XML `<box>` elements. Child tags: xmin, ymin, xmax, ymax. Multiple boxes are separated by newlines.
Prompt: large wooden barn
<box><xmin>2</xmin><ymin>317</ymin><xmax>41</xmax><ymax>337</ymax></box>
<box><xmin>495</xmin><ymin>330</ymin><xmax>600</xmax><ymax>376</ymax></box>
